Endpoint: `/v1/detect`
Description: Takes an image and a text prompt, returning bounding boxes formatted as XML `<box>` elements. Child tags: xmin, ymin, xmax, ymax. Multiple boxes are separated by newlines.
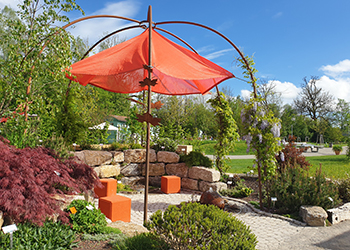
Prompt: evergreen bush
<box><xmin>113</xmin><ymin>233</ymin><xmax>169</xmax><ymax>250</ymax></box>
<box><xmin>337</xmin><ymin>174</ymin><xmax>350</xmax><ymax>202</ymax></box>
<box><xmin>180</xmin><ymin>151</ymin><xmax>213</xmax><ymax>168</ymax></box>
<box><xmin>220</xmin><ymin>180</ymin><xmax>253</xmax><ymax>198</ymax></box>
<box><xmin>269</xmin><ymin>166</ymin><xmax>340</xmax><ymax>214</ymax></box>
<box><xmin>145</xmin><ymin>202</ymin><xmax>257</xmax><ymax>250</ymax></box>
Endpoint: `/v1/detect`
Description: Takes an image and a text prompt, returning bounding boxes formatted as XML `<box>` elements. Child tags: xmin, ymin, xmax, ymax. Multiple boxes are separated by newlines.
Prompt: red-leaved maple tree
<box><xmin>0</xmin><ymin>136</ymin><xmax>102</xmax><ymax>225</ymax></box>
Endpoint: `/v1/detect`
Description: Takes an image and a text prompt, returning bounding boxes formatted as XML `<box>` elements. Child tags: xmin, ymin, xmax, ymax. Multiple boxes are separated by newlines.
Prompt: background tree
<box><xmin>333</xmin><ymin>99</ymin><xmax>350</xmax><ymax>137</ymax></box>
<box><xmin>294</xmin><ymin>76</ymin><xmax>334</xmax><ymax>121</ymax></box>
<box><xmin>257</xmin><ymin>79</ymin><xmax>282</xmax><ymax>118</ymax></box>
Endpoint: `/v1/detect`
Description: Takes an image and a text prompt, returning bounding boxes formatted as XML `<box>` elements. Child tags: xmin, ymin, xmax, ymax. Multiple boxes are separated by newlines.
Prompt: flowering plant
<box><xmin>241</xmin><ymin>96</ymin><xmax>282</xmax><ymax>181</ymax></box>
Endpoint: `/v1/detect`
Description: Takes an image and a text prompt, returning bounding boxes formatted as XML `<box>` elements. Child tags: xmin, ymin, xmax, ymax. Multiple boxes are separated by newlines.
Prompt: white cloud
<box><xmin>240</xmin><ymin>89</ymin><xmax>252</xmax><ymax>100</ymax></box>
<box><xmin>320</xmin><ymin>59</ymin><xmax>350</xmax><ymax>78</ymax></box>
<box><xmin>0</xmin><ymin>0</ymin><xmax>20</xmax><ymax>10</ymax></box>
<box><xmin>317</xmin><ymin>76</ymin><xmax>350</xmax><ymax>102</ymax></box>
<box><xmin>204</xmin><ymin>48</ymin><xmax>234</xmax><ymax>60</ymax></box>
<box><xmin>241</xmin><ymin>80</ymin><xmax>300</xmax><ymax>105</ymax></box>
<box><xmin>67</xmin><ymin>1</ymin><xmax>142</xmax><ymax>44</ymax></box>
<box><xmin>271</xmin><ymin>80</ymin><xmax>300</xmax><ymax>104</ymax></box>
<box><xmin>318</xmin><ymin>59</ymin><xmax>350</xmax><ymax>102</ymax></box>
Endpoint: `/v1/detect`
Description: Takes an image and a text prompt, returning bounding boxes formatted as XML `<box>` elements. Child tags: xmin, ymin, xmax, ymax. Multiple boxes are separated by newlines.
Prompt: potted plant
<box><xmin>332</xmin><ymin>145</ymin><xmax>343</xmax><ymax>155</ymax></box>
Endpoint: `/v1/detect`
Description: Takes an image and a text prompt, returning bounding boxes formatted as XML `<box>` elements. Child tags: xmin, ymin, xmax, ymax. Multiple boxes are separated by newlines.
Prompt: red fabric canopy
<box><xmin>67</xmin><ymin>29</ymin><xmax>234</xmax><ymax>95</ymax></box>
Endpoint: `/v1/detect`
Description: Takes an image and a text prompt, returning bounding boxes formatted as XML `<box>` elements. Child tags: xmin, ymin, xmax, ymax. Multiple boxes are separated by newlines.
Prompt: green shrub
<box><xmin>67</xmin><ymin>199</ymin><xmax>107</xmax><ymax>234</ymax></box>
<box><xmin>269</xmin><ymin>166</ymin><xmax>340</xmax><ymax>214</ymax></box>
<box><xmin>180</xmin><ymin>151</ymin><xmax>213</xmax><ymax>168</ymax></box>
<box><xmin>113</xmin><ymin>233</ymin><xmax>169</xmax><ymax>250</ymax></box>
<box><xmin>0</xmin><ymin>221</ymin><xmax>77</xmax><ymax>249</ymax></box>
<box><xmin>151</xmin><ymin>137</ymin><xmax>178</xmax><ymax>152</ymax></box>
<box><xmin>220</xmin><ymin>180</ymin><xmax>253</xmax><ymax>198</ymax></box>
<box><xmin>145</xmin><ymin>202</ymin><xmax>257</xmax><ymax>250</ymax></box>
<box><xmin>337</xmin><ymin>174</ymin><xmax>350</xmax><ymax>202</ymax></box>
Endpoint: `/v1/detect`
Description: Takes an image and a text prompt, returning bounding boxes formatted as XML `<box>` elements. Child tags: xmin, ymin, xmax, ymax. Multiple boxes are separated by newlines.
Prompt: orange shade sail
<box><xmin>66</xmin><ymin>29</ymin><xmax>234</xmax><ymax>95</ymax></box>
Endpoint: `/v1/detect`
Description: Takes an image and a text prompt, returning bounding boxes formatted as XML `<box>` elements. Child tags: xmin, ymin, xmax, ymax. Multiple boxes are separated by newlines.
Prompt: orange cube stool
<box><xmin>98</xmin><ymin>195</ymin><xmax>131</xmax><ymax>222</ymax></box>
<box><xmin>161</xmin><ymin>176</ymin><xmax>181</xmax><ymax>194</ymax></box>
<box><xmin>94</xmin><ymin>179</ymin><xmax>117</xmax><ymax>198</ymax></box>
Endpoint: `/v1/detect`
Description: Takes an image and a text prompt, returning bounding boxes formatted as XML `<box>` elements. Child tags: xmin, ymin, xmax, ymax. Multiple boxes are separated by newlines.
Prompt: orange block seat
<box><xmin>94</xmin><ymin>179</ymin><xmax>117</xmax><ymax>198</ymax></box>
<box><xmin>161</xmin><ymin>176</ymin><xmax>181</xmax><ymax>194</ymax></box>
<box><xmin>98</xmin><ymin>195</ymin><xmax>131</xmax><ymax>222</ymax></box>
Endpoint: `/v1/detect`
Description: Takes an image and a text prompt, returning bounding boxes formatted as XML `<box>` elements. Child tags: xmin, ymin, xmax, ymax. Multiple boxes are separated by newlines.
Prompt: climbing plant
<box><xmin>238</xmin><ymin>54</ymin><xmax>281</xmax><ymax>208</ymax></box>
<box><xmin>207</xmin><ymin>92</ymin><xmax>239</xmax><ymax>175</ymax></box>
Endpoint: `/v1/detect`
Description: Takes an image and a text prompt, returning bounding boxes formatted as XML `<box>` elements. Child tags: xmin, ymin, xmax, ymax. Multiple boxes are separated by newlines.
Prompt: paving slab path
<box><xmin>111</xmin><ymin>191</ymin><xmax>350</xmax><ymax>250</ymax></box>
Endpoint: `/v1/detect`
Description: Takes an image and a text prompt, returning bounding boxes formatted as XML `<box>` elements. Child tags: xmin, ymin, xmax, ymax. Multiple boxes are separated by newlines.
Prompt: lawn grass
<box><xmin>306</xmin><ymin>155</ymin><xmax>350</xmax><ymax>179</ymax></box>
<box><xmin>183</xmin><ymin>139</ymin><xmax>253</xmax><ymax>155</ymax></box>
<box><xmin>226</xmin><ymin>159</ymin><xmax>254</xmax><ymax>174</ymax></box>
<box><xmin>225</xmin><ymin>155</ymin><xmax>350</xmax><ymax>179</ymax></box>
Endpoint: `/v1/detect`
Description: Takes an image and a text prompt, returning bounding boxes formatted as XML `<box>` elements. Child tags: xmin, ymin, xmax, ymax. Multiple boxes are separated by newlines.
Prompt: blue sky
<box><xmin>2</xmin><ymin>0</ymin><xmax>350</xmax><ymax>104</ymax></box>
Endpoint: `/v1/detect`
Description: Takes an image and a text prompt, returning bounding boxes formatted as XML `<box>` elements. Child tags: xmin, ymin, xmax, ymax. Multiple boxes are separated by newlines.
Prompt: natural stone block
<box><xmin>121</xmin><ymin>163</ymin><xmax>141</xmax><ymax>176</ymax></box>
<box><xmin>83</xmin><ymin>150</ymin><xmax>113</xmax><ymax>166</ymax></box>
<box><xmin>188</xmin><ymin>166</ymin><xmax>220</xmax><ymax>182</ymax></box>
<box><xmin>113</xmin><ymin>151</ymin><xmax>124</xmax><ymax>162</ymax></box>
<box><xmin>124</xmin><ymin>149</ymin><xmax>157</xmax><ymax>163</ymax></box>
<box><xmin>149</xmin><ymin>176</ymin><xmax>162</xmax><ymax>187</ymax></box>
<box><xmin>327</xmin><ymin>203</ymin><xmax>350</xmax><ymax>224</ymax></box>
<box><xmin>157</xmin><ymin>151</ymin><xmax>180</xmax><ymax>163</ymax></box>
<box><xmin>199</xmin><ymin>181</ymin><xmax>227</xmax><ymax>192</ymax></box>
<box><xmin>73</xmin><ymin>151</ymin><xmax>85</xmax><ymax>164</ymax></box>
<box><xmin>300</xmin><ymin>205</ymin><xmax>328</xmax><ymax>227</ymax></box>
<box><xmin>100</xmin><ymin>164</ymin><xmax>121</xmax><ymax>178</ymax></box>
<box><xmin>181</xmin><ymin>178</ymin><xmax>198</xmax><ymax>190</ymax></box>
<box><xmin>121</xmin><ymin>176</ymin><xmax>145</xmax><ymax>186</ymax></box>
<box><xmin>165</xmin><ymin>163</ymin><xmax>188</xmax><ymax>177</ymax></box>
<box><xmin>124</xmin><ymin>149</ymin><xmax>146</xmax><ymax>163</ymax></box>
<box><xmin>93</xmin><ymin>166</ymin><xmax>101</xmax><ymax>178</ymax></box>
<box><xmin>141</xmin><ymin>163</ymin><xmax>165</xmax><ymax>176</ymax></box>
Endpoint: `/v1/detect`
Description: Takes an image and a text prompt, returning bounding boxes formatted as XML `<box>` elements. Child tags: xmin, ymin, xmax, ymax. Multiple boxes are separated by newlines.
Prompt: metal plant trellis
<box><xmin>61</xmin><ymin>6</ymin><xmax>257</xmax><ymax>224</ymax></box>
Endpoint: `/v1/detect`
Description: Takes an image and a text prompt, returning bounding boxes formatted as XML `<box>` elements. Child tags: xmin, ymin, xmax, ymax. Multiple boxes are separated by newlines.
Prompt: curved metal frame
<box><xmin>26</xmin><ymin>8</ymin><xmax>259</xmax><ymax>223</ymax></box>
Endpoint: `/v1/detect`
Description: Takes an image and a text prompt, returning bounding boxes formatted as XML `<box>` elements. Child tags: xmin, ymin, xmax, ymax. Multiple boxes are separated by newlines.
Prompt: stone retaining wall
<box><xmin>73</xmin><ymin>149</ymin><xmax>227</xmax><ymax>192</ymax></box>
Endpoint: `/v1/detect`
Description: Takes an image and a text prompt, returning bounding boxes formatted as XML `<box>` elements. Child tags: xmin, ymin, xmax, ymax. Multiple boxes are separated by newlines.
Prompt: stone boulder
<box><xmin>121</xmin><ymin>176</ymin><xmax>145</xmax><ymax>186</ymax></box>
<box><xmin>141</xmin><ymin>163</ymin><xmax>165</xmax><ymax>176</ymax></box>
<box><xmin>81</xmin><ymin>150</ymin><xmax>113</xmax><ymax>166</ymax></box>
<box><xmin>51</xmin><ymin>194</ymin><xmax>85</xmax><ymax>211</ymax></box>
<box><xmin>113</xmin><ymin>151</ymin><xmax>124</xmax><ymax>163</ymax></box>
<box><xmin>73</xmin><ymin>151</ymin><xmax>85</xmax><ymax>164</ymax></box>
<box><xmin>157</xmin><ymin>151</ymin><xmax>180</xmax><ymax>163</ymax></box>
<box><xmin>181</xmin><ymin>178</ymin><xmax>198</xmax><ymax>190</ymax></box>
<box><xmin>124</xmin><ymin>149</ymin><xmax>146</xmax><ymax>163</ymax></box>
<box><xmin>188</xmin><ymin>166</ymin><xmax>220</xmax><ymax>182</ymax></box>
<box><xmin>149</xmin><ymin>176</ymin><xmax>162</xmax><ymax>187</ymax></box>
<box><xmin>124</xmin><ymin>149</ymin><xmax>157</xmax><ymax>163</ymax></box>
<box><xmin>121</xmin><ymin>163</ymin><xmax>141</xmax><ymax>176</ymax></box>
<box><xmin>165</xmin><ymin>163</ymin><xmax>188</xmax><ymax>177</ymax></box>
<box><xmin>200</xmin><ymin>187</ymin><xmax>226</xmax><ymax>209</ymax></box>
<box><xmin>300</xmin><ymin>205</ymin><xmax>328</xmax><ymax>227</ymax></box>
<box><xmin>327</xmin><ymin>203</ymin><xmax>350</xmax><ymax>224</ymax></box>
<box><xmin>199</xmin><ymin>181</ymin><xmax>227</xmax><ymax>192</ymax></box>
<box><xmin>97</xmin><ymin>164</ymin><xmax>121</xmax><ymax>178</ymax></box>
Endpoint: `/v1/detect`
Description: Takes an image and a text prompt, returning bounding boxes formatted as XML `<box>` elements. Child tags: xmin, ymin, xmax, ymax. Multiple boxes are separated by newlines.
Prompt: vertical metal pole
<box><xmin>143</xmin><ymin>5</ymin><xmax>152</xmax><ymax>224</ymax></box>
